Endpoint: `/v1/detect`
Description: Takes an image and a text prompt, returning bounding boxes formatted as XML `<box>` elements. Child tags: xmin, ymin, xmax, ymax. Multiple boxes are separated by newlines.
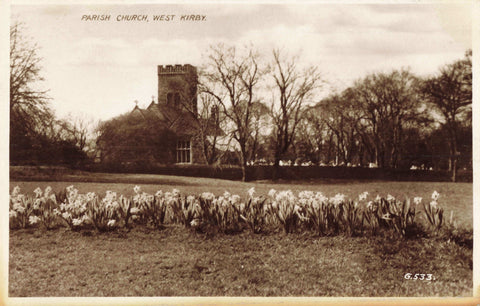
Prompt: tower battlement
<box><xmin>157</xmin><ymin>64</ymin><xmax>198</xmax><ymax>114</ymax></box>
<box><xmin>158</xmin><ymin>64</ymin><xmax>196</xmax><ymax>74</ymax></box>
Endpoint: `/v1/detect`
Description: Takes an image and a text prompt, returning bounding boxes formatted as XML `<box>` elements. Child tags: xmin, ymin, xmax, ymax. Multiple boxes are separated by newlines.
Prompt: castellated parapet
<box><xmin>157</xmin><ymin>64</ymin><xmax>198</xmax><ymax>114</ymax></box>
<box><xmin>158</xmin><ymin>64</ymin><xmax>197</xmax><ymax>74</ymax></box>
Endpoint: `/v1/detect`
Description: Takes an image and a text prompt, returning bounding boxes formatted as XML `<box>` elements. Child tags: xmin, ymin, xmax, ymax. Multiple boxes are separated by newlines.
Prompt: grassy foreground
<box><xmin>9</xmin><ymin>226</ymin><xmax>472</xmax><ymax>297</ymax></box>
<box><xmin>9</xmin><ymin>174</ymin><xmax>473</xmax><ymax>297</ymax></box>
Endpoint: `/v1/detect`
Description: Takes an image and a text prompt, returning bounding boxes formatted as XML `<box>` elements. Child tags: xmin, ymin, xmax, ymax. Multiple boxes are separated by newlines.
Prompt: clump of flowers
<box><xmin>170</xmin><ymin>190</ymin><xmax>198</xmax><ymax>228</ymax></box>
<box><xmin>10</xmin><ymin>186</ymin><xmax>33</xmax><ymax>229</ymax></box>
<box><xmin>10</xmin><ymin>186</ymin><xmax>59</xmax><ymax>229</ymax></box>
<box><xmin>268</xmin><ymin>190</ymin><xmax>301</xmax><ymax>234</ymax></box>
<box><xmin>9</xmin><ymin>185</ymin><xmax>450</xmax><ymax>239</ymax></box>
<box><xmin>362</xmin><ymin>192</ymin><xmax>417</xmax><ymax>237</ymax></box>
<box><xmin>236</xmin><ymin>189</ymin><xmax>267</xmax><ymax>234</ymax></box>
<box><xmin>54</xmin><ymin>185</ymin><xmax>92</xmax><ymax>230</ymax></box>
<box><xmin>132</xmin><ymin>187</ymin><xmax>167</xmax><ymax>229</ymax></box>
<box><xmin>197</xmin><ymin>191</ymin><xmax>243</xmax><ymax>233</ymax></box>
<box><xmin>422</xmin><ymin>190</ymin><xmax>444</xmax><ymax>233</ymax></box>
<box><xmin>87</xmin><ymin>190</ymin><xmax>130</xmax><ymax>231</ymax></box>
<box><xmin>34</xmin><ymin>186</ymin><xmax>59</xmax><ymax>229</ymax></box>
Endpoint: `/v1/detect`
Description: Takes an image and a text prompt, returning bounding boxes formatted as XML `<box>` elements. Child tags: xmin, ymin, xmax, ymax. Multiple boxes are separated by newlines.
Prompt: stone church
<box><xmin>130</xmin><ymin>64</ymin><xmax>218</xmax><ymax>164</ymax></box>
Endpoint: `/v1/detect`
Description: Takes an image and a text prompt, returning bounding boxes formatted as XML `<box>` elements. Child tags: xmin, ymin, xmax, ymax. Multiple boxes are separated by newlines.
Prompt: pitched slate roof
<box><xmin>131</xmin><ymin>102</ymin><xmax>207</xmax><ymax>136</ymax></box>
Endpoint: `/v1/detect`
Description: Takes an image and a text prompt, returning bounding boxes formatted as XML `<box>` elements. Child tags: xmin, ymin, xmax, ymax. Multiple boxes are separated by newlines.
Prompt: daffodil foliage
<box><xmin>10</xmin><ymin>185</ymin><xmax>446</xmax><ymax>237</ymax></box>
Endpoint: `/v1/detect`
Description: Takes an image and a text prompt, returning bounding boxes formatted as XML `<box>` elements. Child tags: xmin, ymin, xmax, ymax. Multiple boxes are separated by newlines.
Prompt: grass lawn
<box><xmin>9</xmin><ymin>226</ymin><xmax>472</xmax><ymax>297</ymax></box>
<box><xmin>8</xmin><ymin>173</ymin><xmax>473</xmax><ymax>297</ymax></box>
<box><xmin>10</xmin><ymin>172</ymin><xmax>473</xmax><ymax>228</ymax></box>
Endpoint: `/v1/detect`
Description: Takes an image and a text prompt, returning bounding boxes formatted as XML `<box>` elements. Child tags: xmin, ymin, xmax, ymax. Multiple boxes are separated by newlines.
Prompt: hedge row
<box><xmin>87</xmin><ymin>164</ymin><xmax>472</xmax><ymax>182</ymax></box>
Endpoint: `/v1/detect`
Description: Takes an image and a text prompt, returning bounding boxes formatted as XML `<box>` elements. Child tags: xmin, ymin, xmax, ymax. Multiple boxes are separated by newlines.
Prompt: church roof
<box><xmin>131</xmin><ymin>102</ymin><xmax>222</xmax><ymax>137</ymax></box>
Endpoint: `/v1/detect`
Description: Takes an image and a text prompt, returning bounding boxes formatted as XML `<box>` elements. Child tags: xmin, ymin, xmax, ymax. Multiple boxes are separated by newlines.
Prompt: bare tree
<box><xmin>295</xmin><ymin>107</ymin><xmax>329</xmax><ymax>165</ymax></box>
<box><xmin>318</xmin><ymin>91</ymin><xmax>362</xmax><ymax>166</ymax></box>
<box><xmin>195</xmin><ymin>92</ymin><xmax>226</xmax><ymax>165</ymax></box>
<box><xmin>10</xmin><ymin>21</ymin><xmax>52</xmax><ymax>135</ymax></box>
<box><xmin>268</xmin><ymin>49</ymin><xmax>322</xmax><ymax>178</ymax></box>
<box><xmin>421</xmin><ymin>50</ymin><xmax>472</xmax><ymax>181</ymax></box>
<box><xmin>351</xmin><ymin>69</ymin><xmax>421</xmax><ymax>168</ymax></box>
<box><xmin>201</xmin><ymin>44</ymin><xmax>265</xmax><ymax>181</ymax></box>
<box><xmin>59</xmin><ymin>113</ymin><xmax>98</xmax><ymax>152</ymax></box>
<box><xmin>10</xmin><ymin>21</ymin><xmax>57</xmax><ymax>164</ymax></box>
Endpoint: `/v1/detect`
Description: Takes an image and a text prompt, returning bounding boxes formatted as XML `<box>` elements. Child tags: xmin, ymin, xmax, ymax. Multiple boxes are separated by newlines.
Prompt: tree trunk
<box><xmin>273</xmin><ymin>156</ymin><xmax>280</xmax><ymax>181</ymax></box>
<box><xmin>452</xmin><ymin>157</ymin><xmax>457</xmax><ymax>182</ymax></box>
<box><xmin>451</xmin><ymin>138</ymin><xmax>458</xmax><ymax>182</ymax></box>
<box><xmin>241</xmin><ymin>162</ymin><xmax>247</xmax><ymax>182</ymax></box>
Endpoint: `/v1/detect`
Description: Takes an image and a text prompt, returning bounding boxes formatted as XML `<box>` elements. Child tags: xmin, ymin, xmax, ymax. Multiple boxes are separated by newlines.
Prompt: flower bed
<box><xmin>9</xmin><ymin>184</ymin><xmax>460</xmax><ymax>239</ymax></box>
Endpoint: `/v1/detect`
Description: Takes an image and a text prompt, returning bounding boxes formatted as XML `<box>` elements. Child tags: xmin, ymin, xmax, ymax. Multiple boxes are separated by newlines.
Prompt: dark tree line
<box><xmin>294</xmin><ymin>51</ymin><xmax>471</xmax><ymax>181</ymax></box>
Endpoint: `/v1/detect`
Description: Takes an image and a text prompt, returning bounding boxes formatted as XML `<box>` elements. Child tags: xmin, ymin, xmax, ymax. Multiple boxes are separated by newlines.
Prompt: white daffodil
<box><xmin>358</xmin><ymin>191</ymin><xmax>369</xmax><ymax>201</ymax></box>
<box><xmin>11</xmin><ymin>186</ymin><xmax>21</xmax><ymax>197</ymax></box>
<box><xmin>231</xmin><ymin>194</ymin><xmax>241</xmax><ymax>205</ymax></box>
<box><xmin>33</xmin><ymin>199</ymin><xmax>42</xmax><ymax>210</ymax></box>
<box><xmin>29</xmin><ymin>215</ymin><xmax>41</xmax><ymax>225</ymax></box>
<box><xmin>34</xmin><ymin>187</ymin><xmax>43</xmax><ymax>198</ymax></box>
<box><xmin>13</xmin><ymin>203</ymin><xmax>25</xmax><ymax>213</ymax></box>
<box><xmin>315</xmin><ymin>192</ymin><xmax>328</xmax><ymax>203</ymax></box>
<box><xmin>330</xmin><ymin>193</ymin><xmax>346</xmax><ymax>206</ymax></box>
<box><xmin>133</xmin><ymin>185</ymin><xmax>141</xmax><ymax>194</ymax></box>
<box><xmin>130</xmin><ymin>207</ymin><xmax>140</xmax><ymax>214</ymax></box>
<box><xmin>299</xmin><ymin>190</ymin><xmax>314</xmax><ymax>199</ymax></box>
<box><xmin>247</xmin><ymin>187</ymin><xmax>255</xmax><ymax>198</ymax></box>
<box><xmin>44</xmin><ymin>186</ymin><xmax>52</xmax><ymax>197</ymax></box>
<box><xmin>201</xmin><ymin>192</ymin><xmax>215</xmax><ymax>201</ymax></box>
<box><xmin>72</xmin><ymin>218</ymin><xmax>83</xmax><ymax>226</ymax></box>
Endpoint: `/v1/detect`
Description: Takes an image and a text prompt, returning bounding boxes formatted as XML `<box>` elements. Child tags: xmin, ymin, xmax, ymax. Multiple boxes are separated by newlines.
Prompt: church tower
<box><xmin>157</xmin><ymin>64</ymin><xmax>198</xmax><ymax>114</ymax></box>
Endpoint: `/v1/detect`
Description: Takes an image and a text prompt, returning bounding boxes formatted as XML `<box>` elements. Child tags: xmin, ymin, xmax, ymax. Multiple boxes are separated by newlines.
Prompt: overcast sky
<box><xmin>11</xmin><ymin>2</ymin><xmax>472</xmax><ymax>121</ymax></box>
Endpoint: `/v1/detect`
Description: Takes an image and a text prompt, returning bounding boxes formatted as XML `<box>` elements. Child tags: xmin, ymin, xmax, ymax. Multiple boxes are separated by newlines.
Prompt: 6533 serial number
<box><xmin>404</xmin><ymin>273</ymin><xmax>435</xmax><ymax>281</ymax></box>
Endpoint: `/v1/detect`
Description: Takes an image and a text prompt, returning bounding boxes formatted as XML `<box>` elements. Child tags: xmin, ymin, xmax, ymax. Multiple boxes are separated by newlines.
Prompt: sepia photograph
<box><xmin>4</xmin><ymin>0</ymin><xmax>475</xmax><ymax>302</ymax></box>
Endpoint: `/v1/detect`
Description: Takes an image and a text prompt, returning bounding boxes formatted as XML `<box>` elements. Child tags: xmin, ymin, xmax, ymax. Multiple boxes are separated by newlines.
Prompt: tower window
<box><xmin>174</xmin><ymin>93</ymin><xmax>181</xmax><ymax>108</ymax></box>
<box><xmin>167</xmin><ymin>93</ymin><xmax>174</xmax><ymax>105</ymax></box>
<box><xmin>176</xmin><ymin>140</ymin><xmax>191</xmax><ymax>163</ymax></box>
